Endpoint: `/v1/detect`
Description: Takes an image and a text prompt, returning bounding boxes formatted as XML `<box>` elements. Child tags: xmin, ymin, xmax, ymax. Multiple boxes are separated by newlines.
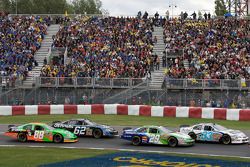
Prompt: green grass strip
<box><xmin>0</xmin><ymin>115</ymin><xmax>249</xmax><ymax>130</ymax></box>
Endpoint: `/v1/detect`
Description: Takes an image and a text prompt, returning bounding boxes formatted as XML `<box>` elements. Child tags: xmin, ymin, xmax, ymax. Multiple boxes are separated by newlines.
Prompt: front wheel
<box><xmin>221</xmin><ymin>135</ymin><xmax>231</xmax><ymax>145</ymax></box>
<box><xmin>132</xmin><ymin>136</ymin><xmax>141</xmax><ymax>146</ymax></box>
<box><xmin>93</xmin><ymin>129</ymin><xmax>103</xmax><ymax>139</ymax></box>
<box><xmin>53</xmin><ymin>134</ymin><xmax>63</xmax><ymax>143</ymax></box>
<box><xmin>17</xmin><ymin>133</ymin><xmax>27</xmax><ymax>142</ymax></box>
<box><xmin>168</xmin><ymin>136</ymin><xmax>178</xmax><ymax>147</ymax></box>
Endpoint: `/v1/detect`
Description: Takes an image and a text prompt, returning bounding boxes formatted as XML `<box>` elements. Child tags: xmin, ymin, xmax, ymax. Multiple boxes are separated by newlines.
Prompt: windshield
<box><xmin>159</xmin><ymin>126</ymin><xmax>172</xmax><ymax>134</ymax></box>
<box><xmin>214</xmin><ymin>124</ymin><xmax>228</xmax><ymax>131</ymax></box>
<box><xmin>85</xmin><ymin>119</ymin><xmax>97</xmax><ymax>126</ymax></box>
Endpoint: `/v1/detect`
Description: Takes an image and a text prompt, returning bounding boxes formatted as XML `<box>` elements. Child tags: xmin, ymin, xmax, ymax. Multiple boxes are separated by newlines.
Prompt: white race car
<box><xmin>179</xmin><ymin>123</ymin><xmax>249</xmax><ymax>144</ymax></box>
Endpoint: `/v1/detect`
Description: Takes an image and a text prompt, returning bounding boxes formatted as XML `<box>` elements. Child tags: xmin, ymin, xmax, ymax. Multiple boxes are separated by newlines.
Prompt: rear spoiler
<box><xmin>52</xmin><ymin>121</ymin><xmax>61</xmax><ymax>125</ymax></box>
<box><xmin>179</xmin><ymin>125</ymin><xmax>190</xmax><ymax>128</ymax></box>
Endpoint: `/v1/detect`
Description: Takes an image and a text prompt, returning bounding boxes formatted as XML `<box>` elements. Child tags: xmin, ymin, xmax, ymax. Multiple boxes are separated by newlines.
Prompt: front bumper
<box><xmin>231</xmin><ymin>137</ymin><xmax>249</xmax><ymax>144</ymax></box>
<box><xmin>64</xmin><ymin>138</ymin><xmax>78</xmax><ymax>143</ymax></box>
<box><xmin>104</xmin><ymin>130</ymin><xmax>119</xmax><ymax>137</ymax></box>
<box><xmin>178</xmin><ymin>139</ymin><xmax>195</xmax><ymax>146</ymax></box>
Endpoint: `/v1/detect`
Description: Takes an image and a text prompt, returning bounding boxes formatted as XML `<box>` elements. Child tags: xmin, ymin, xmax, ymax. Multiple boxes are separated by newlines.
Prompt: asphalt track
<box><xmin>0</xmin><ymin>125</ymin><xmax>249</xmax><ymax>158</ymax></box>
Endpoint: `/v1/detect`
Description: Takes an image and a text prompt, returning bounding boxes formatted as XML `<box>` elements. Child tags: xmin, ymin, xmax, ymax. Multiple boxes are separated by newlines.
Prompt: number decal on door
<box><xmin>34</xmin><ymin>131</ymin><xmax>44</xmax><ymax>139</ymax></box>
<box><xmin>73</xmin><ymin>126</ymin><xmax>86</xmax><ymax>135</ymax></box>
<box><xmin>149</xmin><ymin>135</ymin><xmax>160</xmax><ymax>143</ymax></box>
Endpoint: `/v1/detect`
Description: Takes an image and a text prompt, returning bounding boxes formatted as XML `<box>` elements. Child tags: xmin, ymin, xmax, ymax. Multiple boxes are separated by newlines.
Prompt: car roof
<box><xmin>195</xmin><ymin>123</ymin><xmax>216</xmax><ymax>126</ymax></box>
<box><xmin>141</xmin><ymin>125</ymin><xmax>160</xmax><ymax>128</ymax></box>
<box><xmin>22</xmin><ymin>122</ymin><xmax>48</xmax><ymax>126</ymax></box>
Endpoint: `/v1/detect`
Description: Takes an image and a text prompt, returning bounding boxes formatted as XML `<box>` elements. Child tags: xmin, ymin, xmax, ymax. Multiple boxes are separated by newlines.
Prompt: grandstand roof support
<box><xmin>225</xmin><ymin>0</ymin><xmax>249</xmax><ymax>16</ymax></box>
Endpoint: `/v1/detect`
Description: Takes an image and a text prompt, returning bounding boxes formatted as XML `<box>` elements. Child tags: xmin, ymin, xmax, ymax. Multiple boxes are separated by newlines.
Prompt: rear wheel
<box><xmin>221</xmin><ymin>135</ymin><xmax>231</xmax><ymax>145</ymax></box>
<box><xmin>168</xmin><ymin>137</ymin><xmax>178</xmax><ymax>147</ymax></box>
<box><xmin>188</xmin><ymin>132</ymin><xmax>197</xmax><ymax>141</ymax></box>
<box><xmin>93</xmin><ymin>129</ymin><xmax>103</xmax><ymax>139</ymax></box>
<box><xmin>132</xmin><ymin>136</ymin><xmax>141</xmax><ymax>146</ymax></box>
<box><xmin>17</xmin><ymin>133</ymin><xmax>27</xmax><ymax>142</ymax></box>
<box><xmin>53</xmin><ymin>134</ymin><xmax>63</xmax><ymax>143</ymax></box>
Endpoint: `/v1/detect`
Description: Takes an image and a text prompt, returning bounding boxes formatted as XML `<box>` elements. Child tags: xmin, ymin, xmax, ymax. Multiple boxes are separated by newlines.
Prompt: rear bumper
<box><xmin>4</xmin><ymin>132</ymin><xmax>18</xmax><ymax>139</ymax></box>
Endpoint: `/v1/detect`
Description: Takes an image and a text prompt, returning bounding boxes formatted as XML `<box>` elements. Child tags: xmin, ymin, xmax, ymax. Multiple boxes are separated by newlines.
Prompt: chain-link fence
<box><xmin>0</xmin><ymin>87</ymin><xmax>249</xmax><ymax>109</ymax></box>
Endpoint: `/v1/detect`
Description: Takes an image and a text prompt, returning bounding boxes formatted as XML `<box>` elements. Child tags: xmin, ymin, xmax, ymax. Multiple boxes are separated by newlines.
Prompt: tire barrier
<box><xmin>0</xmin><ymin>104</ymin><xmax>249</xmax><ymax>121</ymax></box>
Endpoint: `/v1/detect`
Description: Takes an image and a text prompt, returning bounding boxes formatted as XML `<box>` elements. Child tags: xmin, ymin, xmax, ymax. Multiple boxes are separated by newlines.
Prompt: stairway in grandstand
<box><xmin>22</xmin><ymin>24</ymin><xmax>60</xmax><ymax>87</ymax></box>
<box><xmin>149</xmin><ymin>26</ymin><xmax>165</xmax><ymax>89</ymax></box>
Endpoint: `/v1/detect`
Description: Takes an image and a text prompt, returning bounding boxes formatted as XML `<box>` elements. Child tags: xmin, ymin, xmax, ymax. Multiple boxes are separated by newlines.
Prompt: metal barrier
<box><xmin>163</xmin><ymin>78</ymin><xmax>250</xmax><ymax>90</ymax></box>
<box><xmin>36</xmin><ymin>77</ymin><xmax>149</xmax><ymax>89</ymax></box>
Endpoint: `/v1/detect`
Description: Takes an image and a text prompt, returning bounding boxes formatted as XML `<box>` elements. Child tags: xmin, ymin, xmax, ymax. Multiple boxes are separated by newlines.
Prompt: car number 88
<box><xmin>74</xmin><ymin>126</ymin><xmax>86</xmax><ymax>135</ymax></box>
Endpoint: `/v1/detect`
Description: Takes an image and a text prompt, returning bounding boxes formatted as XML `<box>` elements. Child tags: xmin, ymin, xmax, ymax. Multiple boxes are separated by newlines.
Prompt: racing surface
<box><xmin>0</xmin><ymin>125</ymin><xmax>249</xmax><ymax>158</ymax></box>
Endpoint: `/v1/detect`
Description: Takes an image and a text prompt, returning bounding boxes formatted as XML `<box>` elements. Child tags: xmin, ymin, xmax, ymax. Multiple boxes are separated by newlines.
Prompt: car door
<box><xmin>33</xmin><ymin>125</ymin><xmax>45</xmax><ymax>141</ymax></box>
<box><xmin>148</xmin><ymin>128</ymin><xmax>161</xmax><ymax>144</ymax></box>
<box><xmin>201</xmin><ymin>125</ymin><xmax>215</xmax><ymax>141</ymax></box>
<box><xmin>71</xmin><ymin>120</ymin><xmax>87</xmax><ymax>136</ymax></box>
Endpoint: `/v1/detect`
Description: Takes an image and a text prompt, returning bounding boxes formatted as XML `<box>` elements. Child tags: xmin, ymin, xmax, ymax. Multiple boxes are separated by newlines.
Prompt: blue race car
<box><xmin>52</xmin><ymin>119</ymin><xmax>118</xmax><ymax>138</ymax></box>
<box><xmin>121</xmin><ymin>125</ymin><xmax>194</xmax><ymax>147</ymax></box>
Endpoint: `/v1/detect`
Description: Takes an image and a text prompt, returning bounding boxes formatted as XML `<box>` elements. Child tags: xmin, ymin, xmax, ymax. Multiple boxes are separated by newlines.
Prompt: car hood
<box><xmin>221</xmin><ymin>129</ymin><xmax>247</xmax><ymax>137</ymax></box>
<box><xmin>170</xmin><ymin>132</ymin><xmax>192</xmax><ymax>139</ymax></box>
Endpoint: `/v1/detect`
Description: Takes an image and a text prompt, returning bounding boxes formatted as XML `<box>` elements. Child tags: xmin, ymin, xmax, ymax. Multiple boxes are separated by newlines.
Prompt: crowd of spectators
<box><xmin>0</xmin><ymin>15</ymin><xmax>50</xmax><ymax>83</ymax></box>
<box><xmin>41</xmin><ymin>16</ymin><xmax>154</xmax><ymax>79</ymax></box>
<box><xmin>164</xmin><ymin>18</ymin><xmax>250</xmax><ymax>80</ymax></box>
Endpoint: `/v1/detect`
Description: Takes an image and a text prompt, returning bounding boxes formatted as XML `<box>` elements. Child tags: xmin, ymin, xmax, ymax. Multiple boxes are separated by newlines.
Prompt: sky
<box><xmin>101</xmin><ymin>0</ymin><xmax>215</xmax><ymax>17</ymax></box>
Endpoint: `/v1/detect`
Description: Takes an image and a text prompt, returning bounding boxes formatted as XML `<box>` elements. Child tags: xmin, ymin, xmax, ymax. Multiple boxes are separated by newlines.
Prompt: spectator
<box><xmin>191</xmin><ymin>12</ymin><xmax>197</xmax><ymax>20</ymax></box>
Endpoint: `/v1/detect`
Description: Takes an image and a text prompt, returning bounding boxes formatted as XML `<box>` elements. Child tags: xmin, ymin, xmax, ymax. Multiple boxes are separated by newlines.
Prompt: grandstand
<box><xmin>0</xmin><ymin>13</ymin><xmax>249</xmax><ymax>108</ymax></box>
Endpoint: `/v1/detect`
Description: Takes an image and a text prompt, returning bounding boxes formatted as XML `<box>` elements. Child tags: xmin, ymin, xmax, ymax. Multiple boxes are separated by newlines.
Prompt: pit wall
<box><xmin>0</xmin><ymin>104</ymin><xmax>249</xmax><ymax>121</ymax></box>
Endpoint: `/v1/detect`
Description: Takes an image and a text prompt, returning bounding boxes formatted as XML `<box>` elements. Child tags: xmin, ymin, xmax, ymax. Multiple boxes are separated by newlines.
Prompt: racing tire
<box><xmin>221</xmin><ymin>134</ymin><xmax>231</xmax><ymax>145</ymax></box>
<box><xmin>93</xmin><ymin>129</ymin><xmax>103</xmax><ymax>139</ymax></box>
<box><xmin>188</xmin><ymin>132</ymin><xmax>197</xmax><ymax>141</ymax></box>
<box><xmin>168</xmin><ymin>136</ymin><xmax>178</xmax><ymax>147</ymax></box>
<box><xmin>53</xmin><ymin>134</ymin><xmax>63</xmax><ymax>143</ymax></box>
<box><xmin>132</xmin><ymin>136</ymin><xmax>141</xmax><ymax>146</ymax></box>
<box><xmin>17</xmin><ymin>133</ymin><xmax>27</xmax><ymax>142</ymax></box>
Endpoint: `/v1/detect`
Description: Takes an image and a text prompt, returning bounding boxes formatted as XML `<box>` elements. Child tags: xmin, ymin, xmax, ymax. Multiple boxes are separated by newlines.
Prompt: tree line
<box><xmin>0</xmin><ymin>0</ymin><xmax>103</xmax><ymax>14</ymax></box>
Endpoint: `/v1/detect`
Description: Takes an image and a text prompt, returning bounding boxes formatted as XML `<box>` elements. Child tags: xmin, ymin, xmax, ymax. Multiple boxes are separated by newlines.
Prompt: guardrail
<box><xmin>163</xmin><ymin>78</ymin><xmax>250</xmax><ymax>90</ymax></box>
<box><xmin>36</xmin><ymin>77</ymin><xmax>149</xmax><ymax>89</ymax></box>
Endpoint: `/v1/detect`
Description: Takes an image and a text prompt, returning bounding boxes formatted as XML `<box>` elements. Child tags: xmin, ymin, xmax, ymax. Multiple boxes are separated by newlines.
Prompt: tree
<box><xmin>72</xmin><ymin>0</ymin><xmax>102</xmax><ymax>14</ymax></box>
<box><xmin>0</xmin><ymin>0</ymin><xmax>101</xmax><ymax>14</ymax></box>
<box><xmin>215</xmin><ymin>0</ymin><xmax>228</xmax><ymax>16</ymax></box>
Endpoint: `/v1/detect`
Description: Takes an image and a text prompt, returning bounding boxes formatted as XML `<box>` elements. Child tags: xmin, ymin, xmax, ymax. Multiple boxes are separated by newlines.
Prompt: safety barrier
<box><xmin>0</xmin><ymin>104</ymin><xmax>249</xmax><ymax>121</ymax></box>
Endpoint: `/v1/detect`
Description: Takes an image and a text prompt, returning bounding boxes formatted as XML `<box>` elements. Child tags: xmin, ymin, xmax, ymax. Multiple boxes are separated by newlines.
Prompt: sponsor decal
<box><xmin>40</xmin><ymin>152</ymin><xmax>250</xmax><ymax>167</ymax></box>
<box><xmin>53</xmin><ymin>123</ymin><xmax>73</xmax><ymax>129</ymax></box>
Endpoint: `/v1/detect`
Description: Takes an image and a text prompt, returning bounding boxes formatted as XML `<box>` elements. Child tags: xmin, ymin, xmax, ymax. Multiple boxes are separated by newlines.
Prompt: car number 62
<box><xmin>74</xmin><ymin>126</ymin><xmax>86</xmax><ymax>135</ymax></box>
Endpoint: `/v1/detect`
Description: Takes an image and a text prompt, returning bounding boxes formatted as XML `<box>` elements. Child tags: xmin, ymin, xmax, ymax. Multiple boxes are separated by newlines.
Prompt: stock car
<box><xmin>51</xmin><ymin>119</ymin><xmax>118</xmax><ymax>138</ymax></box>
<box><xmin>121</xmin><ymin>125</ymin><xmax>194</xmax><ymax>147</ymax></box>
<box><xmin>179</xmin><ymin>123</ymin><xmax>249</xmax><ymax>144</ymax></box>
<box><xmin>4</xmin><ymin>123</ymin><xmax>78</xmax><ymax>143</ymax></box>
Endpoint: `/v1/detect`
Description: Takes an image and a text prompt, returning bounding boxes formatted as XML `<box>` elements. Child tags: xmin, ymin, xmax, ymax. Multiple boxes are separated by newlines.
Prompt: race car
<box><xmin>4</xmin><ymin>122</ymin><xmax>78</xmax><ymax>143</ymax></box>
<box><xmin>51</xmin><ymin>119</ymin><xmax>118</xmax><ymax>138</ymax></box>
<box><xmin>120</xmin><ymin>125</ymin><xmax>194</xmax><ymax>147</ymax></box>
<box><xmin>179</xmin><ymin>123</ymin><xmax>249</xmax><ymax>144</ymax></box>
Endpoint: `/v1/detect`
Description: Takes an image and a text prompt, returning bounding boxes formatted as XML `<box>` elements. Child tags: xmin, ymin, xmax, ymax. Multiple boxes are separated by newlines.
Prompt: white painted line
<box><xmin>0</xmin><ymin>145</ymin><xmax>249</xmax><ymax>159</ymax></box>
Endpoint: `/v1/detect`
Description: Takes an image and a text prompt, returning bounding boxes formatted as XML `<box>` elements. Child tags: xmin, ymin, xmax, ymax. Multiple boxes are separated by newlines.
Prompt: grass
<box><xmin>0</xmin><ymin>114</ymin><xmax>250</xmax><ymax>130</ymax></box>
<box><xmin>0</xmin><ymin>147</ymin><xmax>115</xmax><ymax>167</ymax></box>
<box><xmin>0</xmin><ymin>146</ymin><xmax>249</xmax><ymax>167</ymax></box>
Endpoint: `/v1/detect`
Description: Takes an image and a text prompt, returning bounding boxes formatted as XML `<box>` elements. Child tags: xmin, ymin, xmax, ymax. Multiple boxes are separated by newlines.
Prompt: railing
<box><xmin>36</xmin><ymin>77</ymin><xmax>149</xmax><ymax>89</ymax></box>
<box><xmin>163</xmin><ymin>78</ymin><xmax>250</xmax><ymax>90</ymax></box>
